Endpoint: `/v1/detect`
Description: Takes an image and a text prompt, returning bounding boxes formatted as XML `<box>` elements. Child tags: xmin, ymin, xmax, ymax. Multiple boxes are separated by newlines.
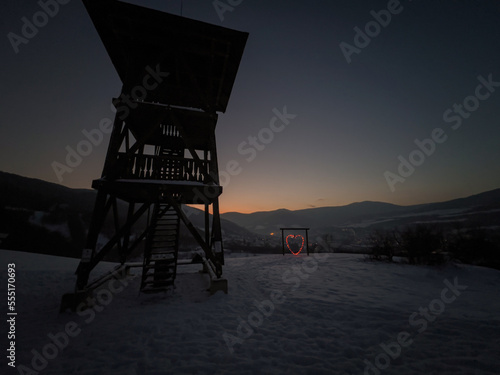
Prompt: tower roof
<box><xmin>83</xmin><ymin>0</ymin><xmax>248</xmax><ymax>113</ymax></box>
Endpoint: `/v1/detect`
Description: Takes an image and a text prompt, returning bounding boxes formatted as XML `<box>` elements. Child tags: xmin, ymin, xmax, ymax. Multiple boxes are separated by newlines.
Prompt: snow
<box><xmin>348</xmin><ymin>207</ymin><xmax>500</xmax><ymax>229</ymax></box>
<box><xmin>394</xmin><ymin>208</ymin><xmax>469</xmax><ymax>218</ymax></box>
<box><xmin>349</xmin><ymin>219</ymin><xmax>397</xmax><ymax>229</ymax></box>
<box><xmin>28</xmin><ymin>212</ymin><xmax>72</xmax><ymax>239</ymax></box>
<box><xmin>1</xmin><ymin>249</ymin><xmax>500</xmax><ymax>374</ymax></box>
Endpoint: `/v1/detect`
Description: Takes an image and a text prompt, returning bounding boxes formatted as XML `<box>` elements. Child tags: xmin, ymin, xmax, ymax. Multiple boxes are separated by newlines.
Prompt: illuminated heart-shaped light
<box><xmin>286</xmin><ymin>234</ymin><xmax>305</xmax><ymax>255</ymax></box>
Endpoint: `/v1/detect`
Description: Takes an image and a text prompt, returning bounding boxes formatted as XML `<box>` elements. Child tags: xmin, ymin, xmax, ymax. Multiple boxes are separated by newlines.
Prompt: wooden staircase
<box><xmin>140</xmin><ymin>203</ymin><xmax>180</xmax><ymax>293</ymax></box>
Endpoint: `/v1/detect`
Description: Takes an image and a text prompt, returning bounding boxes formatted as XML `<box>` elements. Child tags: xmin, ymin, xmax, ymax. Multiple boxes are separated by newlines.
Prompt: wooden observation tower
<box><xmin>72</xmin><ymin>0</ymin><xmax>248</xmax><ymax>298</ymax></box>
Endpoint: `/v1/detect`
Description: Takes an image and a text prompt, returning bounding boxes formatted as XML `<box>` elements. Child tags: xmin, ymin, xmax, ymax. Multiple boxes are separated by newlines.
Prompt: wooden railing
<box><xmin>116</xmin><ymin>153</ymin><xmax>211</xmax><ymax>183</ymax></box>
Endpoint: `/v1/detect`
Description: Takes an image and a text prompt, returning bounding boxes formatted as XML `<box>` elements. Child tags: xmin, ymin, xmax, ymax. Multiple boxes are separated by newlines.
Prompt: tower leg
<box><xmin>75</xmin><ymin>198</ymin><xmax>150</xmax><ymax>292</ymax></box>
<box><xmin>75</xmin><ymin>190</ymin><xmax>109</xmax><ymax>291</ymax></box>
<box><xmin>212</xmin><ymin>197</ymin><xmax>224</xmax><ymax>265</ymax></box>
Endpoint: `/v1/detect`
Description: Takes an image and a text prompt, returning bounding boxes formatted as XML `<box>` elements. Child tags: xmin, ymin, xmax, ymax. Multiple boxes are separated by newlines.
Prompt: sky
<box><xmin>1</xmin><ymin>0</ymin><xmax>500</xmax><ymax>214</ymax></box>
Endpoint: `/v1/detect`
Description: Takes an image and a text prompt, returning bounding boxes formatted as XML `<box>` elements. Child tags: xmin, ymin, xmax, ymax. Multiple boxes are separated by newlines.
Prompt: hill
<box><xmin>0</xmin><ymin>171</ymin><xmax>258</xmax><ymax>258</ymax></box>
<box><xmin>222</xmin><ymin>189</ymin><xmax>500</xmax><ymax>237</ymax></box>
<box><xmin>2</xmin><ymin>170</ymin><xmax>500</xmax><ymax>256</ymax></box>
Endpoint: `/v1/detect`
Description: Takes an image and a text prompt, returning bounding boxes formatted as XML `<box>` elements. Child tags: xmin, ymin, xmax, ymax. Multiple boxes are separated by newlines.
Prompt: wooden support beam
<box><xmin>170</xmin><ymin>112</ymin><xmax>217</xmax><ymax>185</ymax></box>
<box><xmin>164</xmin><ymin>196</ymin><xmax>222</xmax><ymax>278</ymax></box>
<box><xmin>76</xmin><ymin>201</ymin><xmax>151</xmax><ymax>290</ymax></box>
<box><xmin>85</xmin><ymin>191</ymin><xmax>113</xmax><ymax>259</ymax></box>
<box><xmin>120</xmin><ymin>202</ymin><xmax>136</xmax><ymax>262</ymax></box>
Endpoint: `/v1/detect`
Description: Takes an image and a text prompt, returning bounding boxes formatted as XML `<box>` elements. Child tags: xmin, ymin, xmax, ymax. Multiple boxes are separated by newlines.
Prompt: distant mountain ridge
<box><xmin>222</xmin><ymin>189</ymin><xmax>500</xmax><ymax>235</ymax></box>
<box><xmin>2</xmin><ymin>171</ymin><xmax>500</xmax><ymax>253</ymax></box>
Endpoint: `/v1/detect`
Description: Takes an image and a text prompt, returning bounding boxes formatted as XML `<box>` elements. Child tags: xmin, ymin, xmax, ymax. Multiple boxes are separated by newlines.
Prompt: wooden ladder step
<box><xmin>141</xmin><ymin>203</ymin><xmax>180</xmax><ymax>293</ymax></box>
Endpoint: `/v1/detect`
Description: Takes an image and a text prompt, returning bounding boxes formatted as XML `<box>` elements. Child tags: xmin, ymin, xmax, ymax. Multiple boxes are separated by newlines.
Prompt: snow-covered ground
<box><xmin>1</xmin><ymin>249</ymin><xmax>499</xmax><ymax>374</ymax></box>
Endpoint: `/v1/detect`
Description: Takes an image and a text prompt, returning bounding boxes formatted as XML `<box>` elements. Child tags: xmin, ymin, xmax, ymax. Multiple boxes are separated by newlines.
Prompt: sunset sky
<box><xmin>2</xmin><ymin>0</ymin><xmax>500</xmax><ymax>213</ymax></box>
